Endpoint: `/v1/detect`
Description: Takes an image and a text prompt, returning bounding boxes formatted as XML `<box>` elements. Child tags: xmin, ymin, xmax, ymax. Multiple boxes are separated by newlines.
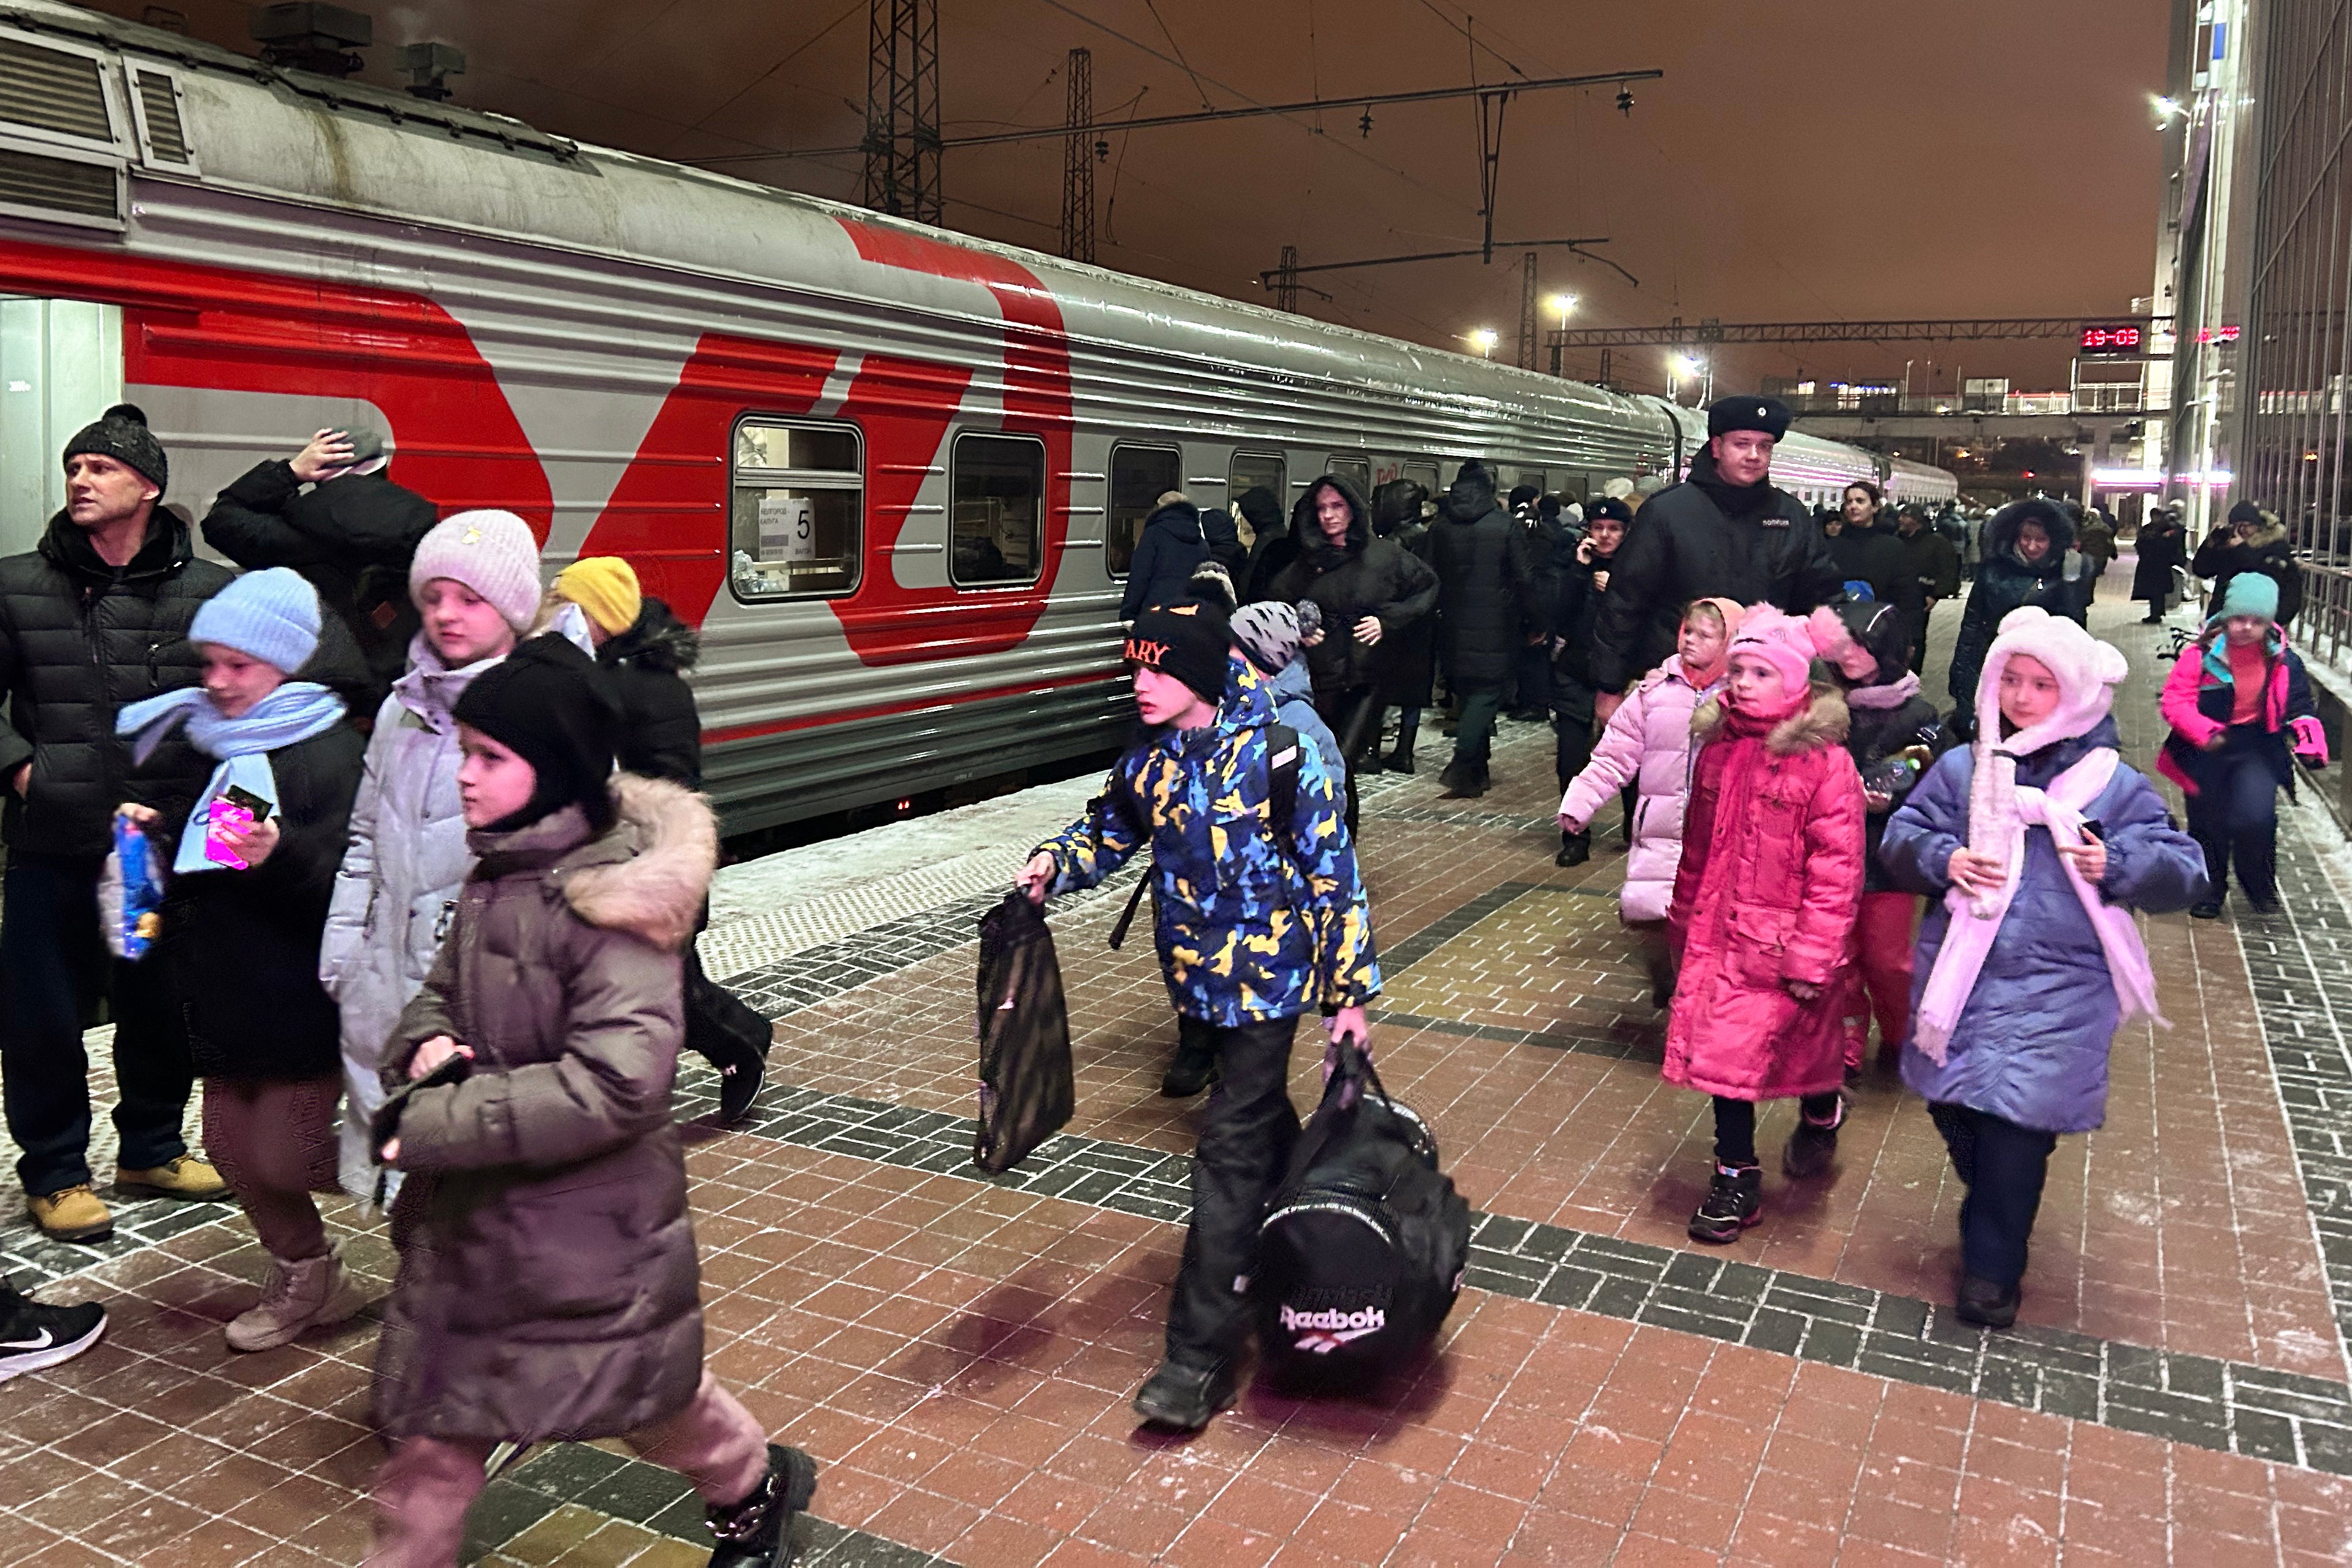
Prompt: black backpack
<box><xmin>1252</xmin><ymin>1043</ymin><xmax>1470</xmax><ymax>1380</ymax></box>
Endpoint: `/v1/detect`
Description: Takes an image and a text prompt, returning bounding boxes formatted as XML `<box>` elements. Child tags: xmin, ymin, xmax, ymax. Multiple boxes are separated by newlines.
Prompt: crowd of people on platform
<box><xmin>0</xmin><ymin>386</ymin><xmax>2330</xmax><ymax>1531</ymax></box>
<box><xmin>0</xmin><ymin>407</ymin><xmax>807</xmax><ymax>1566</ymax></box>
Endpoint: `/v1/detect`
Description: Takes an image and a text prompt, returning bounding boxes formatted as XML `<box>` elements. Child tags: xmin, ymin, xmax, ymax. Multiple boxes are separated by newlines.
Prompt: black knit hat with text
<box><xmin>1124</xmin><ymin>601</ymin><xmax>1230</xmax><ymax>707</ymax></box>
<box><xmin>453</xmin><ymin>633</ymin><xmax>621</xmax><ymax>832</ymax></box>
<box><xmin>63</xmin><ymin>403</ymin><xmax>168</xmax><ymax>494</ymax></box>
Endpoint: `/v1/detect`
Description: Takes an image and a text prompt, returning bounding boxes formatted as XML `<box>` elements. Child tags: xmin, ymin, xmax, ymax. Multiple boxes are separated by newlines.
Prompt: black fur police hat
<box><xmin>1706</xmin><ymin>395</ymin><xmax>1792</xmax><ymax>442</ymax></box>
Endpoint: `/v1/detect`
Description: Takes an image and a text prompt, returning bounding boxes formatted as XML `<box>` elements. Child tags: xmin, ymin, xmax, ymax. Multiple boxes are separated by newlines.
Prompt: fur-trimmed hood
<box><xmin>603</xmin><ymin>596</ymin><xmax>701</xmax><ymax>674</ymax></box>
<box><xmin>2237</xmin><ymin>517</ymin><xmax>2289</xmax><ymax>550</ymax></box>
<box><xmin>1691</xmin><ymin>682</ymin><xmax>1851</xmax><ymax>755</ymax></box>
<box><xmin>559</xmin><ymin>773</ymin><xmax>718</xmax><ymax>951</ymax></box>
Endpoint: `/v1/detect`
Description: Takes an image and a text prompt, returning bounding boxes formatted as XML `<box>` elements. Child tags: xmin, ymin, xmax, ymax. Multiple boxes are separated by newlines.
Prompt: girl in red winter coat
<box><xmin>1668</xmin><ymin>605</ymin><xmax>1867</xmax><ymax>1243</ymax></box>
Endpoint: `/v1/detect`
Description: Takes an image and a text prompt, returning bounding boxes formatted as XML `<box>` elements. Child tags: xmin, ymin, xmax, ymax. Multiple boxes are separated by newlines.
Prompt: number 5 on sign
<box><xmin>757</xmin><ymin>493</ymin><xmax>816</xmax><ymax>563</ymax></box>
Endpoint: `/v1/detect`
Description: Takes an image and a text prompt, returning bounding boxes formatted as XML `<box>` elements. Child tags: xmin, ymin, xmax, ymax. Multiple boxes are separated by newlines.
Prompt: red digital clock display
<box><xmin>2080</xmin><ymin>324</ymin><xmax>2145</xmax><ymax>356</ymax></box>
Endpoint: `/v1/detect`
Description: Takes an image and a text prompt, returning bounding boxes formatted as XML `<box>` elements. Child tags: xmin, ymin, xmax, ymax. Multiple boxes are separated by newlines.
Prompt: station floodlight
<box><xmin>1470</xmin><ymin>328</ymin><xmax>1500</xmax><ymax>356</ymax></box>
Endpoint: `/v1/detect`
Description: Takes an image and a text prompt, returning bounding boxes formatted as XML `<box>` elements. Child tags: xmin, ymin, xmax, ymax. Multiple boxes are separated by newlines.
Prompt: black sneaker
<box><xmin>706</xmin><ymin>1443</ymin><xmax>819</xmax><ymax>1567</ymax></box>
<box><xmin>1355</xmin><ymin>751</ymin><xmax>1385</xmax><ymax>776</ymax></box>
<box><xmin>1132</xmin><ymin>1358</ymin><xmax>1236</xmax><ymax>1431</ymax></box>
<box><xmin>1555</xmin><ymin>831</ymin><xmax>1591</xmax><ymax>868</ymax></box>
<box><xmin>2190</xmin><ymin>900</ymin><xmax>2223</xmax><ymax>921</ymax></box>
<box><xmin>1385</xmin><ymin>748</ymin><xmax>1416</xmax><ymax>775</ymax></box>
<box><xmin>1954</xmin><ymin>1275</ymin><xmax>2020</xmax><ymax>1329</ymax></box>
<box><xmin>0</xmin><ymin>1279</ymin><xmax>107</xmax><ymax>1383</ymax></box>
<box><xmin>1159</xmin><ymin>1048</ymin><xmax>1217</xmax><ymax>1098</ymax></box>
<box><xmin>1687</xmin><ymin>1164</ymin><xmax>1763</xmax><ymax>1244</ymax></box>
<box><xmin>1783</xmin><ymin>1101</ymin><xmax>1843</xmax><ymax>1179</ymax></box>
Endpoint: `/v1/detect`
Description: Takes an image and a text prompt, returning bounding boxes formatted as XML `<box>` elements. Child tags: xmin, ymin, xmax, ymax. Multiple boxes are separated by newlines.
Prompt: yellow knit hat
<box><xmin>554</xmin><ymin>556</ymin><xmax>642</xmax><ymax>637</ymax></box>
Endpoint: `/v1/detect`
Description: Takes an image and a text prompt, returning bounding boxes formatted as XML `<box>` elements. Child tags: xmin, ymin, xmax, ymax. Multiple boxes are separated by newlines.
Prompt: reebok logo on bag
<box><xmin>1278</xmin><ymin>1303</ymin><xmax>1388</xmax><ymax>1355</ymax></box>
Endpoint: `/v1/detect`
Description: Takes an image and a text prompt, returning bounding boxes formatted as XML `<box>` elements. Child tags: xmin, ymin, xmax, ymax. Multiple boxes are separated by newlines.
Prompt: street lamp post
<box><xmin>1470</xmin><ymin>328</ymin><xmax>1499</xmax><ymax>359</ymax></box>
<box><xmin>1545</xmin><ymin>294</ymin><xmax>1576</xmax><ymax>377</ymax></box>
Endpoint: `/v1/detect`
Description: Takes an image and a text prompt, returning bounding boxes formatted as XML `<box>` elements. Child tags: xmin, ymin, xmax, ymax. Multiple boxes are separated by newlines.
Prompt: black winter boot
<box><xmin>1783</xmin><ymin>1101</ymin><xmax>1843</xmax><ymax>1179</ymax></box>
<box><xmin>1133</xmin><ymin>1358</ymin><xmax>1236</xmax><ymax>1431</ymax></box>
<box><xmin>1555</xmin><ymin>829</ymin><xmax>1591</xmax><ymax>868</ymax></box>
<box><xmin>1160</xmin><ymin>1044</ymin><xmax>1217</xmax><ymax>1098</ymax></box>
<box><xmin>1688</xmin><ymin>1164</ymin><xmax>1763</xmax><ymax>1243</ymax></box>
<box><xmin>705</xmin><ymin>1443</ymin><xmax>819</xmax><ymax>1567</ymax></box>
<box><xmin>1384</xmin><ymin>745</ymin><xmax>1416</xmax><ymax>775</ymax></box>
<box><xmin>1955</xmin><ymin>1276</ymin><xmax>2020</xmax><ymax>1329</ymax></box>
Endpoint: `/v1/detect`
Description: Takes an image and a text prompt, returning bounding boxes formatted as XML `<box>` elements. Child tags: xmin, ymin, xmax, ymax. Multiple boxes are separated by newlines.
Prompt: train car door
<box><xmin>0</xmin><ymin>296</ymin><xmax>121</xmax><ymax>556</ymax></box>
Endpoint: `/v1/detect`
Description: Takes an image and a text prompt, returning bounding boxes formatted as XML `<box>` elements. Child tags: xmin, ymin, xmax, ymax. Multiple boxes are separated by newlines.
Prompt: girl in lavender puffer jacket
<box><xmin>1558</xmin><ymin>598</ymin><xmax>1741</xmax><ymax>1002</ymax></box>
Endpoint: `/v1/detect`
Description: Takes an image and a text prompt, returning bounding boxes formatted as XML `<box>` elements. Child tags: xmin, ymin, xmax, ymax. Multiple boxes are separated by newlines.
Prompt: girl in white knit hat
<box><xmin>320</xmin><ymin>510</ymin><xmax>543</xmax><ymax>1201</ymax></box>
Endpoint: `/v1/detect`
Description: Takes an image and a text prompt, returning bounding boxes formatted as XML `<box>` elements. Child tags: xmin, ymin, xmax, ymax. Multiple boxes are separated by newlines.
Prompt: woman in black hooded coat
<box><xmin>1948</xmin><ymin>498</ymin><xmax>2089</xmax><ymax>730</ymax></box>
<box><xmin>1267</xmin><ymin>474</ymin><xmax>1439</xmax><ymax>823</ymax></box>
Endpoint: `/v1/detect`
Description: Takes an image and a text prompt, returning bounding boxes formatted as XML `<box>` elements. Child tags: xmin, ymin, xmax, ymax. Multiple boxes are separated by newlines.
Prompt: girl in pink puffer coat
<box><xmin>1558</xmin><ymin>598</ymin><xmax>1742</xmax><ymax>1002</ymax></box>
<box><xmin>1667</xmin><ymin>605</ymin><xmax>1866</xmax><ymax>1246</ymax></box>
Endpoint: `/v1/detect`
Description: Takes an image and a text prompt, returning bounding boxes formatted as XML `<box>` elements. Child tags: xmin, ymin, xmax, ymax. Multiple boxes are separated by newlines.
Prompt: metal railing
<box><xmin>2299</xmin><ymin>561</ymin><xmax>2352</xmax><ymax>672</ymax></box>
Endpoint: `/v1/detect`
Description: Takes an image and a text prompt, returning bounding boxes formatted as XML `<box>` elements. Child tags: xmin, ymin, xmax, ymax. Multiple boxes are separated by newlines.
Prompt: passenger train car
<box><xmin>0</xmin><ymin>1</ymin><xmax>1958</xmax><ymax>832</ymax></box>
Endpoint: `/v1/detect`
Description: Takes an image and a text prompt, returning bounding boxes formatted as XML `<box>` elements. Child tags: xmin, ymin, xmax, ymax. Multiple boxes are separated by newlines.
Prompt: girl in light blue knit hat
<box><xmin>115</xmin><ymin>567</ymin><xmax>372</xmax><ymax>1351</ymax></box>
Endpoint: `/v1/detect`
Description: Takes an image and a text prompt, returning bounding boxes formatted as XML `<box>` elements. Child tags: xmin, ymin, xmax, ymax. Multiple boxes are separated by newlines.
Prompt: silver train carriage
<box><xmin>0</xmin><ymin>0</ymin><xmax>1957</xmax><ymax>833</ymax></box>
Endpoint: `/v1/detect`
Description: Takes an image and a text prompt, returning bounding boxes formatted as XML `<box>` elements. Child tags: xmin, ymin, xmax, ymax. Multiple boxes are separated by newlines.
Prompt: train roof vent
<box><xmin>130</xmin><ymin>67</ymin><xmax>194</xmax><ymax>169</ymax></box>
<box><xmin>0</xmin><ymin>145</ymin><xmax>123</xmax><ymax>228</ymax></box>
<box><xmin>0</xmin><ymin>34</ymin><xmax>114</xmax><ymax>143</ymax></box>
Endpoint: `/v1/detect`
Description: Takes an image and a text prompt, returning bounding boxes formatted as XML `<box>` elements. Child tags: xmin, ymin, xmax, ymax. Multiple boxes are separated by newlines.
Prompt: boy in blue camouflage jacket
<box><xmin>1018</xmin><ymin>601</ymin><xmax>1381</xmax><ymax>1430</ymax></box>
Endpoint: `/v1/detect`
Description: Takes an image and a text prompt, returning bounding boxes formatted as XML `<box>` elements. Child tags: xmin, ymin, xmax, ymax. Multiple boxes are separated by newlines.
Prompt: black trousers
<box><xmin>1711</xmin><ymin>1093</ymin><xmax>1840</xmax><ymax>1167</ymax></box>
<box><xmin>1908</xmin><ymin>602</ymin><xmax>1935</xmax><ymax>674</ymax></box>
<box><xmin>1166</xmin><ymin>1015</ymin><xmax>1299</xmax><ymax>1367</ymax></box>
<box><xmin>1512</xmin><ymin>640</ymin><xmax>1554</xmax><ymax>714</ymax></box>
<box><xmin>1929</xmin><ymin>1101</ymin><xmax>2059</xmax><ymax>1288</ymax></box>
<box><xmin>2185</xmin><ymin>726</ymin><xmax>2281</xmax><ymax>904</ymax></box>
<box><xmin>1447</xmin><ymin>682</ymin><xmax>1505</xmax><ymax>776</ymax></box>
<box><xmin>1553</xmin><ymin>674</ymin><xmax>1596</xmax><ymax>792</ymax></box>
<box><xmin>0</xmin><ymin>852</ymin><xmax>193</xmax><ymax>1195</ymax></box>
<box><xmin>1315</xmin><ymin>685</ymin><xmax>1381</xmax><ymax>832</ymax></box>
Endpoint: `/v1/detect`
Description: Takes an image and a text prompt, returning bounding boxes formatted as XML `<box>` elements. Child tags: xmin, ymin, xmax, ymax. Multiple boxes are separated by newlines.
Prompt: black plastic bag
<box><xmin>974</xmin><ymin>890</ymin><xmax>1075</xmax><ymax>1173</ymax></box>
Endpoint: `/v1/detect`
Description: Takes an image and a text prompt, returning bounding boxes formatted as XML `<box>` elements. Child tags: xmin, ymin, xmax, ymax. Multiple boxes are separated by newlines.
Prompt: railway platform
<box><xmin>1</xmin><ymin>572</ymin><xmax>2349</xmax><ymax>1566</ymax></box>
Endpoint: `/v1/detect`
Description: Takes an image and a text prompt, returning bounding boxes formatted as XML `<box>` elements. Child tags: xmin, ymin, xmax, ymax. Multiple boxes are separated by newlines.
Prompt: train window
<box><xmin>950</xmin><ymin>432</ymin><xmax>1044</xmax><ymax>588</ymax></box>
<box><xmin>728</xmin><ymin>418</ymin><xmax>862</xmax><ymax>601</ymax></box>
<box><xmin>1514</xmin><ymin>469</ymin><xmax>1547</xmax><ymax>493</ymax></box>
<box><xmin>1403</xmin><ymin>461</ymin><xmax>1439</xmax><ymax>494</ymax></box>
<box><xmin>1106</xmin><ymin>442</ymin><xmax>1180</xmax><ymax>576</ymax></box>
<box><xmin>1229</xmin><ymin>450</ymin><xmax>1286</xmax><ymax>544</ymax></box>
<box><xmin>1327</xmin><ymin>454</ymin><xmax>1372</xmax><ymax>494</ymax></box>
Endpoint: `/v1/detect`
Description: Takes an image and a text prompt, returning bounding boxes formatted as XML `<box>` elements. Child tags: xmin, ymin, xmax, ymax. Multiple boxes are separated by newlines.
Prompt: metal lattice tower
<box><xmin>861</xmin><ymin>0</ymin><xmax>941</xmax><ymax>225</ymax></box>
<box><xmin>1275</xmin><ymin>246</ymin><xmax>1301</xmax><ymax>312</ymax></box>
<box><xmin>1517</xmin><ymin>252</ymin><xmax>1539</xmax><ymax>370</ymax></box>
<box><xmin>1059</xmin><ymin>48</ymin><xmax>1094</xmax><ymax>264</ymax></box>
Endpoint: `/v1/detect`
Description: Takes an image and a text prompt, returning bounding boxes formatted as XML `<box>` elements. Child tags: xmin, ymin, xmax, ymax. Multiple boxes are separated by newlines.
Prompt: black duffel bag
<box><xmin>1252</xmin><ymin>1042</ymin><xmax>1470</xmax><ymax>1381</ymax></box>
<box><xmin>974</xmin><ymin>890</ymin><xmax>1075</xmax><ymax>1174</ymax></box>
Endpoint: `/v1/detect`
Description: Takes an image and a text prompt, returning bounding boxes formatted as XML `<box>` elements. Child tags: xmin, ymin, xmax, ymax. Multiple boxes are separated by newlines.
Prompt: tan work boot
<box><xmin>27</xmin><ymin>1185</ymin><xmax>113</xmax><ymax>1243</ymax></box>
<box><xmin>115</xmin><ymin>1155</ymin><xmax>231</xmax><ymax>1201</ymax></box>
<box><xmin>226</xmin><ymin>1247</ymin><xmax>366</xmax><ymax>1353</ymax></box>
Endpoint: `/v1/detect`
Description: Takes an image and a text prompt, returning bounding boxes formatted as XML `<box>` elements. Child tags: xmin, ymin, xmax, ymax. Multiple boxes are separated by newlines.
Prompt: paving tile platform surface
<box><xmin>4</xmin><ymin>572</ymin><xmax>2352</xmax><ymax>1564</ymax></box>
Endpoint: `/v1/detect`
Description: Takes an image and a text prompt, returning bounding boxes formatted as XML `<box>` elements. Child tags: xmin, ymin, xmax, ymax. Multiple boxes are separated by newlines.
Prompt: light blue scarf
<box><xmin>116</xmin><ymin>682</ymin><xmax>347</xmax><ymax>874</ymax></box>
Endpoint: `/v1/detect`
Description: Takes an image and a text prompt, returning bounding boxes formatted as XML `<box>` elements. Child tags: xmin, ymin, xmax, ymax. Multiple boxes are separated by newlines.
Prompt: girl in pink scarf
<box><xmin>1879</xmin><ymin>608</ymin><xmax>2206</xmax><ymax>1328</ymax></box>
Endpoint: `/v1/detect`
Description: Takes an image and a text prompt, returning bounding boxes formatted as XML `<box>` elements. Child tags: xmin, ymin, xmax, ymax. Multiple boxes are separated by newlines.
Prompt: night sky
<box><xmin>96</xmin><ymin>0</ymin><xmax>2172</xmax><ymax>397</ymax></box>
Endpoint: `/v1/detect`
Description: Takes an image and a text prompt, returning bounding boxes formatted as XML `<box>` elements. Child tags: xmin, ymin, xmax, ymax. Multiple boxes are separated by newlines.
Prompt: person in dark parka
<box><xmin>1829</xmin><ymin>481</ymin><xmax>1927</xmax><ymax>657</ymax></box>
<box><xmin>551</xmin><ymin>558</ymin><xmax>771</xmax><ymax>1124</ymax></box>
<box><xmin>1121</xmin><ymin>494</ymin><xmax>1211</xmax><ymax>620</ymax></box>
<box><xmin>1424</xmin><ymin>460</ymin><xmax>1540</xmax><ymax>797</ymax></box>
<box><xmin>202</xmin><ymin>427</ymin><xmax>440</xmax><ymax>716</ymax></box>
<box><xmin>2132</xmin><ymin>505</ymin><xmax>2189</xmax><ymax>621</ymax></box>
<box><xmin>1948</xmin><ymin>499</ymin><xmax>2088</xmax><ymax>731</ymax></box>
<box><xmin>1364</xmin><ymin>478</ymin><xmax>1436</xmax><ymax>774</ymax></box>
<box><xmin>2192</xmin><ymin>501</ymin><xmax>2302</xmax><ymax>627</ymax></box>
<box><xmin>1587</xmin><ymin>397</ymin><xmax>1843</xmax><ymax>720</ymax></box>
<box><xmin>1267</xmin><ymin>475</ymin><xmax>1439</xmax><ymax>826</ymax></box>
<box><xmin>1199</xmin><ymin>505</ymin><xmax>1247</xmax><ymax>576</ymax></box>
<box><xmin>1895</xmin><ymin>504</ymin><xmax>1961</xmax><ymax>674</ymax></box>
<box><xmin>1550</xmin><ymin>496</ymin><xmax>1632</xmax><ymax>863</ymax></box>
<box><xmin>1235</xmin><ymin>485</ymin><xmax>1296</xmax><ymax>604</ymax></box>
<box><xmin>0</xmin><ymin>405</ymin><xmax>234</xmax><ymax>1243</ymax></box>
<box><xmin>1509</xmin><ymin>490</ymin><xmax>1565</xmax><ymax>721</ymax></box>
